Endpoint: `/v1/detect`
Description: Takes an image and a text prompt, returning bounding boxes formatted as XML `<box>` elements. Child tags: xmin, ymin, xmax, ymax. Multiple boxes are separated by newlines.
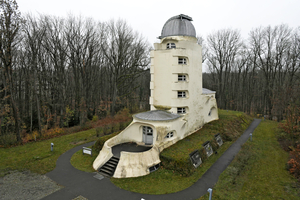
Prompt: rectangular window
<box><xmin>178</xmin><ymin>91</ymin><xmax>186</xmax><ymax>98</ymax></box>
<box><xmin>178</xmin><ymin>58</ymin><xmax>187</xmax><ymax>65</ymax></box>
<box><xmin>178</xmin><ymin>74</ymin><xmax>186</xmax><ymax>81</ymax></box>
<box><xmin>177</xmin><ymin>107</ymin><xmax>186</xmax><ymax>114</ymax></box>
<box><xmin>167</xmin><ymin>43</ymin><xmax>176</xmax><ymax>49</ymax></box>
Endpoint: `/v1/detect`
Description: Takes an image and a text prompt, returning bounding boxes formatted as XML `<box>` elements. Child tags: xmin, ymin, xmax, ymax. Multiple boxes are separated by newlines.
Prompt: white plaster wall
<box><xmin>93</xmin><ymin>35</ymin><xmax>219</xmax><ymax>178</ymax></box>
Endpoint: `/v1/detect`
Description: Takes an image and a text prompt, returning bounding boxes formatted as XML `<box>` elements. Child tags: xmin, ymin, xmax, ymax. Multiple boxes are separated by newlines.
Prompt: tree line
<box><xmin>0</xmin><ymin>0</ymin><xmax>151</xmax><ymax>143</ymax></box>
<box><xmin>202</xmin><ymin>25</ymin><xmax>300</xmax><ymax>123</ymax></box>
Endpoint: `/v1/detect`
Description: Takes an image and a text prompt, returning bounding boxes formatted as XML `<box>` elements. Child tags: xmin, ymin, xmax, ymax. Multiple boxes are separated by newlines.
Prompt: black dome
<box><xmin>159</xmin><ymin>14</ymin><xmax>196</xmax><ymax>39</ymax></box>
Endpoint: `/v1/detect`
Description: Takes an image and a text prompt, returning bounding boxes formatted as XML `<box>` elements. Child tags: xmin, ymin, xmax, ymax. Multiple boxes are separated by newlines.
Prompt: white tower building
<box><xmin>93</xmin><ymin>14</ymin><xmax>218</xmax><ymax>178</ymax></box>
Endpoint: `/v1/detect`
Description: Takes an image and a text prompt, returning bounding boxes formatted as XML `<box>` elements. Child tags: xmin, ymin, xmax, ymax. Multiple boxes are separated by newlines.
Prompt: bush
<box><xmin>103</xmin><ymin>124</ymin><xmax>112</xmax><ymax>135</ymax></box>
<box><xmin>0</xmin><ymin>132</ymin><xmax>17</xmax><ymax>147</ymax></box>
<box><xmin>95</xmin><ymin>127</ymin><xmax>103</xmax><ymax>137</ymax></box>
<box><xmin>92</xmin><ymin>115</ymin><xmax>99</xmax><ymax>122</ymax></box>
<box><xmin>92</xmin><ymin>132</ymin><xmax>119</xmax><ymax>153</ymax></box>
<box><xmin>115</xmin><ymin>107</ymin><xmax>131</xmax><ymax>121</ymax></box>
<box><xmin>22</xmin><ymin>131</ymin><xmax>39</xmax><ymax>143</ymax></box>
<box><xmin>287</xmin><ymin>144</ymin><xmax>300</xmax><ymax>180</ymax></box>
<box><xmin>112</xmin><ymin>122</ymin><xmax>120</xmax><ymax>132</ymax></box>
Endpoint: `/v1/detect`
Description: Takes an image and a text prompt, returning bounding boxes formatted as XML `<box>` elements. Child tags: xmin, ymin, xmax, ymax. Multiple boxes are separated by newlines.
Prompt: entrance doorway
<box><xmin>142</xmin><ymin>126</ymin><xmax>153</xmax><ymax>145</ymax></box>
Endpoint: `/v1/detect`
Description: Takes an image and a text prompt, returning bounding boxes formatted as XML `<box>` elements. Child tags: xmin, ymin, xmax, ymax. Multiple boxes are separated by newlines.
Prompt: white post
<box><xmin>207</xmin><ymin>188</ymin><xmax>213</xmax><ymax>200</ymax></box>
<box><xmin>51</xmin><ymin>143</ymin><xmax>54</xmax><ymax>151</ymax></box>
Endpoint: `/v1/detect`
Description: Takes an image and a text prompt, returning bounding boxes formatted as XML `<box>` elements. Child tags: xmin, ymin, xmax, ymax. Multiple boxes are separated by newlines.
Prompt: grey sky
<box><xmin>18</xmin><ymin>0</ymin><xmax>300</xmax><ymax>44</ymax></box>
<box><xmin>18</xmin><ymin>0</ymin><xmax>299</xmax><ymax>44</ymax></box>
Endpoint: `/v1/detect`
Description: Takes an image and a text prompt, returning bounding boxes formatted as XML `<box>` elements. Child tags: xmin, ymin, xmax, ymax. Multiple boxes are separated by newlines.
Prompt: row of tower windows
<box><xmin>167</xmin><ymin>43</ymin><xmax>187</xmax><ymax>115</ymax></box>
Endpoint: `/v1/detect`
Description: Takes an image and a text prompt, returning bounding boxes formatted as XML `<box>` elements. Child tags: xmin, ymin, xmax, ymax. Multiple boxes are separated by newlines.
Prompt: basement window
<box><xmin>178</xmin><ymin>58</ymin><xmax>187</xmax><ymax>65</ymax></box>
<box><xmin>177</xmin><ymin>107</ymin><xmax>186</xmax><ymax>114</ymax></box>
<box><xmin>178</xmin><ymin>91</ymin><xmax>186</xmax><ymax>98</ymax></box>
<box><xmin>178</xmin><ymin>74</ymin><xmax>186</xmax><ymax>81</ymax></box>
<box><xmin>149</xmin><ymin>163</ymin><xmax>160</xmax><ymax>172</ymax></box>
<box><xmin>167</xmin><ymin>43</ymin><xmax>176</xmax><ymax>49</ymax></box>
<box><xmin>165</xmin><ymin>132</ymin><xmax>174</xmax><ymax>139</ymax></box>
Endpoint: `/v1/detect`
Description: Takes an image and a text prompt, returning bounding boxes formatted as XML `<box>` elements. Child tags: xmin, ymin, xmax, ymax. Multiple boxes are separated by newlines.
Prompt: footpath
<box><xmin>43</xmin><ymin>119</ymin><xmax>261</xmax><ymax>200</ymax></box>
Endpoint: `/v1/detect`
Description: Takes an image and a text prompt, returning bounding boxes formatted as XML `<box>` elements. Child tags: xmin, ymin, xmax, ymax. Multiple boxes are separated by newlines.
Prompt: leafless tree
<box><xmin>0</xmin><ymin>0</ymin><xmax>24</xmax><ymax>141</ymax></box>
<box><xmin>206</xmin><ymin>28</ymin><xmax>243</xmax><ymax>109</ymax></box>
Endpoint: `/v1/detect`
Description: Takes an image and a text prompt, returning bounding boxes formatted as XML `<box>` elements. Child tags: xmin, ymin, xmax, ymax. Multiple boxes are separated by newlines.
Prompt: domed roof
<box><xmin>159</xmin><ymin>14</ymin><xmax>196</xmax><ymax>39</ymax></box>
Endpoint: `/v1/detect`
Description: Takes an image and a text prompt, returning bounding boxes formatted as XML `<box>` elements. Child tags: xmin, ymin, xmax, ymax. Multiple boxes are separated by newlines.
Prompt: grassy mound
<box><xmin>111</xmin><ymin>110</ymin><xmax>253</xmax><ymax>194</ymax></box>
<box><xmin>160</xmin><ymin>110</ymin><xmax>252</xmax><ymax>177</ymax></box>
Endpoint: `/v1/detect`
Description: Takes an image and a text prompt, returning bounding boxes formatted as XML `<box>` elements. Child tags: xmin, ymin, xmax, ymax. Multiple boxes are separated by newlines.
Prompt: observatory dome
<box><xmin>159</xmin><ymin>14</ymin><xmax>196</xmax><ymax>39</ymax></box>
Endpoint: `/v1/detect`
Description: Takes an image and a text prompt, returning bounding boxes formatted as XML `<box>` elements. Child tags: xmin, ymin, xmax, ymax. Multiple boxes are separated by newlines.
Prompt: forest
<box><xmin>0</xmin><ymin>0</ymin><xmax>299</xmax><ymax>145</ymax></box>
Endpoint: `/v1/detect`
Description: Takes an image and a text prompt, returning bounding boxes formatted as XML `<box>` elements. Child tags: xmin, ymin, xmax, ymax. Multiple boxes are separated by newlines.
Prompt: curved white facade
<box><xmin>93</xmin><ymin>15</ymin><xmax>218</xmax><ymax>178</ymax></box>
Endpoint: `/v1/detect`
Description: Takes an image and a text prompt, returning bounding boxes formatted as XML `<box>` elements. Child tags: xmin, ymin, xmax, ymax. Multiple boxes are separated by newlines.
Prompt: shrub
<box><xmin>43</xmin><ymin>127</ymin><xmax>65</xmax><ymax>138</ymax></box>
<box><xmin>95</xmin><ymin>127</ymin><xmax>103</xmax><ymax>137</ymax></box>
<box><xmin>287</xmin><ymin>144</ymin><xmax>300</xmax><ymax>180</ymax></box>
<box><xmin>0</xmin><ymin>132</ymin><xmax>17</xmax><ymax>146</ymax></box>
<box><xmin>112</xmin><ymin>122</ymin><xmax>120</xmax><ymax>132</ymax></box>
<box><xmin>114</xmin><ymin>107</ymin><xmax>131</xmax><ymax>121</ymax></box>
<box><xmin>92</xmin><ymin>115</ymin><xmax>99</xmax><ymax>122</ymax></box>
<box><xmin>103</xmin><ymin>124</ymin><xmax>112</xmax><ymax>135</ymax></box>
<box><xmin>92</xmin><ymin>132</ymin><xmax>119</xmax><ymax>153</ymax></box>
<box><xmin>22</xmin><ymin>131</ymin><xmax>39</xmax><ymax>143</ymax></box>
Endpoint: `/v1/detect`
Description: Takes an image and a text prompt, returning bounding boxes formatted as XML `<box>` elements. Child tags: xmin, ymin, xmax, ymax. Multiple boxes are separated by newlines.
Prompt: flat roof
<box><xmin>134</xmin><ymin>110</ymin><xmax>181</xmax><ymax>121</ymax></box>
<box><xmin>202</xmin><ymin>88</ymin><xmax>216</xmax><ymax>95</ymax></box>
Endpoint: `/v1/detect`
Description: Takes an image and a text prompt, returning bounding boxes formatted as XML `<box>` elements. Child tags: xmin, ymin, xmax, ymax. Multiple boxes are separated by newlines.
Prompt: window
<box><xmin>177</xmin><ymin>107</ymin><xmax>186</xmax><ymax>114</ymax></box>
<box><xmin>165</xmin><ymin>132</ymin><xmax>174</xmax><ymax>139</ymax></box>
<box><xmin>143</xmin><ymin>126</ymin><xmax>153</xmax><ymax>134</ymax></box>
<box><xmin>178</xmin><ymin>91</ymin><xmax>186</xmax><ymax>98</ymax></box>
<box><xmin>167</xmin><ymin>43</ymin><xmax>176</xmax><ymax>49</ymax></box>
<box><xmin>143</xmin><ymin>126</ymin><xmax>153</xmax><ymax>145</ymax></box>
<box><xmin>178</xmin><ymin>74</ymin><xmax>186</xmax><ymax>81</ymax></box>
<box><xmin>178</xmin><ymin>58</ymin><xmax>187</xmax><ymax>65</ymax></box>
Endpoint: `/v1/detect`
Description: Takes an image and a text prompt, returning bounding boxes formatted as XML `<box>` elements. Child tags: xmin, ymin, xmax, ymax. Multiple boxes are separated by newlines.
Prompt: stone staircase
<box><xmin>98</xmin><ymin>156</ymin><xmax>119</xmax><ymax>177</ymax></box>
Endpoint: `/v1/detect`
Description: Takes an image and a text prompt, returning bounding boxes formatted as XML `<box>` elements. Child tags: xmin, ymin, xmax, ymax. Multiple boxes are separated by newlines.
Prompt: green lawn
<box><xmin>70</xmin><ymin>145</ymin><xmax>98</xmax><ymax>173</ymax></box>
<box><xmin>0</xmin><ymin>128</ymin><xmax>98</xmax><ymax>177</ymax></box>
<box><xmin>199</xmin><ymin>120</ymin><xmax>300</xmax><ymax>200</ymax></box>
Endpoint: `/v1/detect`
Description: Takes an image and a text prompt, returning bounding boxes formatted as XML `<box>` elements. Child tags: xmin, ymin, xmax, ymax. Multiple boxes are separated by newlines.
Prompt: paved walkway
<box><xmin>43</xmin><ymin>119</ymin><xmax>261</xmax><ymax>200</ymax></box>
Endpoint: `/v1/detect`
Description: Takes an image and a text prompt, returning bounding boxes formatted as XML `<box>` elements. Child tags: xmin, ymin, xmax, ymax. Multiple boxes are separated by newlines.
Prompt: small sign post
<box><xmin>83</xmin><ymin>147</ymin><xmax>92</xmax><ymax>156</ymax></box>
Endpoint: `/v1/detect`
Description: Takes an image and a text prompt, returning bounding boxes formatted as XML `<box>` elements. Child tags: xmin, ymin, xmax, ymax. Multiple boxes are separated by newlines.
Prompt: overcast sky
<box><xmin>18</xmin><ymin>0</ymin><xmax>299</xmax><ymax>45</ymax></box>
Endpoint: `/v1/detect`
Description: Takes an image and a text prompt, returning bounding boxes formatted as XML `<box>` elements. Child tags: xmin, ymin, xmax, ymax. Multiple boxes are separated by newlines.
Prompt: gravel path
<box><xmin>0</xmin><ymin>170</ymin><xmax>63</xmax><ymax>200</ymax></box>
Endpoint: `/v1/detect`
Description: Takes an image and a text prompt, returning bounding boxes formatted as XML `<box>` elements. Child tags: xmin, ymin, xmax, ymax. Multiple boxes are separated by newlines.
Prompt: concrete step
<box><xmin>98</xmin><ymin>156</ymin><xmax>120</xmax><ymax>177</ymax></box>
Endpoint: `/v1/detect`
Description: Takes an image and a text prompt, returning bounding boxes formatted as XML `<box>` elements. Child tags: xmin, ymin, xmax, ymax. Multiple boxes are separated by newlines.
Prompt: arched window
<box><xmin>167</xmin><ymin>43</ymin><xmax>176</xmax><ymax>49</ymax></box>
